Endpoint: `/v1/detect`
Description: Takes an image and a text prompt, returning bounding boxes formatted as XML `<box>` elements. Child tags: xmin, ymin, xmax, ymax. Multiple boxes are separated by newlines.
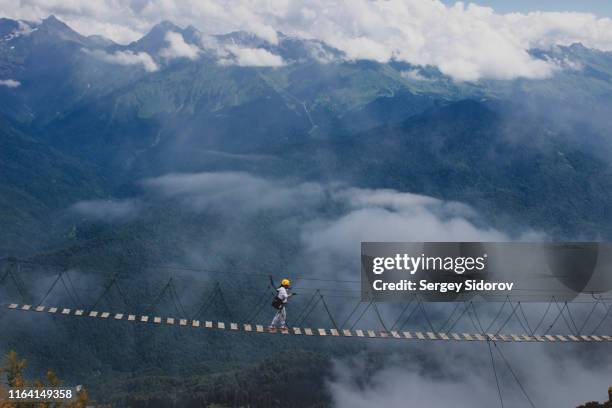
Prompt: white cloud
<box><xmin>328</xmin><ymin>345</ymin><xmax>612</xmax><ymax>408</ymax></box>
<box><xmin>0</xmin><ymin>79</ymin><xmax>20</xmax><ymax>88</ymax></box>
<box><xmin>87</xmin><ymin>49</ymin><xmax>159</xmax><ymax>72</ymax></box>
<box><xmin>3</xmin><ymin>1</ymin><xmax>612</xmax><ymax>80</ymax></box>
<box><xmin>159</xmin><ymin>31</ymin><xmax>200</xmax><ymax>60</ymax></box>
<box><xmin>222</xmin><ymin>45</ymin><xmax>285</xmax><ymax>67</ymax></box>
<box><xmin>70</xmin><ymin>199</ymin><xmax>141</xmax><ymax>222</ymax></box>
<box><xmin>142</xmin><ymin>171</ymin><xmax>541</xmax><ymax>246</ymax></box>
<box><xmin>142</xmin><ymin>171</ymin><xmax>323</xmax><ymax>213</ymax></box>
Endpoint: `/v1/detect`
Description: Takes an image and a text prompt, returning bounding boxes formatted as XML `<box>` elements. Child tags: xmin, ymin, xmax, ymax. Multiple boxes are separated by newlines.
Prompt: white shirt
<box><xmin>277</xmin><ymin>286</ymin><xmax>289</xmax><ymax>303</ymax></box>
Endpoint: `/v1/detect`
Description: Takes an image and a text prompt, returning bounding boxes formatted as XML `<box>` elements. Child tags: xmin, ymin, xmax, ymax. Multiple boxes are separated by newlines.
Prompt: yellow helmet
<box><xmin>281</xmin><ymin>278</ymin><xmax>291</xmax><ymax>287</ymax></box>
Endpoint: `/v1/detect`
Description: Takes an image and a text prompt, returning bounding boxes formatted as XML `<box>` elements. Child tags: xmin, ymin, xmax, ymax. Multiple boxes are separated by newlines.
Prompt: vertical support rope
<box><xmin>37</xmin><ymin>272</ymin><xmax>64</xmax><ymax>307</ymax></box>
<box><xmin>372</xmin><ymin>302</ymin><xmax>389</xmax><ymax>332</ymax></box>
<box><xmin>216</xmin><ymin>283</ymin><xmax>234</xmax><ymax>322</ymax></box>
<box><xmin>590</xmin><ymin>301</ymin><xmax>612</xmax><ymax>334</ymax></box>
<box><xmin>319</xmin><ymin>294</ymin><xmax>338</xmax><ymax>331</ymax></box>
<box><xmin>532</xmin><ymin>298</ymin><xmax>554</xmax><ymax>334</ymax></box>
<box><xmin>493</xmin><ymin>342</ymin><xmax>537</xmax><ymax>408</ymax></box>
<box><xmin>488</xmin><ymin>339</ymin><xmax>505</xmax><ymax>408</ymax></box>
<box><xmin>350</xmin><ymin>300</ymin><xmax>372</xmax><ymax>331</ymax></box>
<box><xmin>294</xmin><ymin>289</ymin><xmax>319</xmax><ymax>324</ymax></box>
<box><xmin>341</xmin><ymin>300</ymin><xmax>364</xmax><ymax>329</ymax></box>
<box><xmin>484</xmin><ymin>297</ymin><xmax>509</xmax><ymax>333</ymax></box>
<box><xmin>438</xmin><ymin>300</ymin><xmax>462</xmax><ymax>333</ymax></box>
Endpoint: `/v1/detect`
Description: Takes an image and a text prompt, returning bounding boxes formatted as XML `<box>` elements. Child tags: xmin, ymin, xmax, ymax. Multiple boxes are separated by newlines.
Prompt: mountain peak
<box><xmin>148</xmin><ymin>20</ymin><xmax>182</xmax><ymax>36</ymax></box>
<box><xmin>38</xmin><ymin>15</ymin><xmax>86</xmax><ymax>44</ymax></box>
<box><xmin>123</xmin><ymin>20</ymin><xmax>200</xmax><ymax>54</ymax></box>
<box><xmin>41</xmin><ymin>15</ymin><xmax>68</xmax><ymax>29</ymax></box>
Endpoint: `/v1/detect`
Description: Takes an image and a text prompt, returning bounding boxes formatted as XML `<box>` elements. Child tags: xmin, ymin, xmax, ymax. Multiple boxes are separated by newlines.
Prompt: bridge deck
<box><xmin>5</xmin><ymin>303</ymin><xmax>612</xmax><ymax>343</ymax></box>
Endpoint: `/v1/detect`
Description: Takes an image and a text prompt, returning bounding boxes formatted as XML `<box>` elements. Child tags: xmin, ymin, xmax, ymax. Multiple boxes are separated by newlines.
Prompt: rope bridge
<box><xmin>2</xmin><ymin>258</ymin><xmax>612</xmax><ymax>344</ymax></box>
<box><xmin>5</xmin><ymin>303</ymin><xmax>612</xmax><ymax>343</ymax></box>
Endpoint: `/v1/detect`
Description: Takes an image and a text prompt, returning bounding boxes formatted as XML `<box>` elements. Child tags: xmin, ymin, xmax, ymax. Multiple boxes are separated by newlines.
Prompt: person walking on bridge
<box><xmin>268</xmin><ymin>278</ymin><xmax>293</xmax><ymax>331</ymax></box>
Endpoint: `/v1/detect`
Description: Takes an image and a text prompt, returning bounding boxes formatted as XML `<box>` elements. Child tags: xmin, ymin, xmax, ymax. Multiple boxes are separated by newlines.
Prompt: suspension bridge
<box><xmin>2</xmin><ymin>258</ymin><xmax>612</xmax><ymax>344</ymax></box>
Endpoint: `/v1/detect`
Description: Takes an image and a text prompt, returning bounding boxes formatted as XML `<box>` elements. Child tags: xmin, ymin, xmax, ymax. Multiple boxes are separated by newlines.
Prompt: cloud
<box><xmin>0</xmin><ymin>79</ymin><xmax>20</xmax><ymax>88</ymax></box>
<box><xmin>5</xmin><ymin>1</ymin><xmax>612</xmax><ymax>80</ymax></box>
<box><xmin>85</xmin><ymin>49</ymin><xmax>159</xmax><ymax>72</ymax></box>
<box><xmin>70</xmin><ymin>199</ymin><xmax>141</xmax><ymax>222</ymax></box>
<box><xmin>299</xmin><ymin>187</ymin><xmax>543</xmax><ymax>281</ymax></box>
<box><xmin>142</xmin><ymin>171</ymin><xmax>323</xmax><ymax>213</ymax></box>
<box><xmin>222</xmin><ymin>45</ymin><xmax>285</xmax><ymax>67</ymax></box>
<box><xmin>328</xmin><ymin>343</ymin><xmax>612</xmax><ymax>408</ymax></box>
<box><xmin>142</xmin><ymin>172</ymin><xmax>541</xmax><ymax>264</ymax></box>
<box><xmin>159</xmin><ymin>31</ymin><xmax>200</xmax><ymax>60</ymax></box>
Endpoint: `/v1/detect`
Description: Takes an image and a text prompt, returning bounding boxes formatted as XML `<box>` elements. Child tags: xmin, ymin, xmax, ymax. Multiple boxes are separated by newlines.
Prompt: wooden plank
<box><xmin>48</xmin><ymin>307</ymin><xmax>58</xmax><ymax>314</ymax></box>
<box><xmin>438</xmin><ymin>333</ymin><xmax>449</xmax><ymax>340</ymax></box>
<box><xmin>153</xmin><ymin>317</ymin><xmax>162</xmax><ymax>324</ymax></box>
<box><xmin>35</xmin><ymin>306</ymin><xmax>45</xmax><ymax>312</ymax></box>
<box><xmin>451</xmin><ymin>333</ymin><xmax>461</xmax><ymax>341</ymax></box>
<box><xmin>89</xmin><ymin>311</ymin><xmax>98</xmax><ymax>317</ymax></box>
<box><xmin>427</xmin><ymin>332</ymin><xmax>438</xmax><ymax>340</ymax></box>
<box><xmin>391</xmin><ymin>331</ymin><xmax>401</xmax><ymax>339</ymax></box>
<box><xmin>192</xmin><ymin>320</ymin><xmax>201</xmax><ymax>328</ymax></box>
<box><xmin>100</xmin><ymin>312</ymin><xmax>110</xmax><ymax>319</ymax></box>
<box><xmin>591</xmin><ymin>335</ymin><xmax>602</xmax><ymax>342</ymax></box>
<box><xmin>61</xmin><ymin>308</ymin><xmax>71</xmax><ymax>315</ymax></box>
<box><xmin>230</xmin><ymin>323</ymin><xmax>238</xmax><ymax>330</ymax></box>
<box><xmin>293</xmin><ymin>327</ymin><xmax>302</xmax><ymax>335</ymax></box>
<box><xmin>218</xmin><ymin>322</ymin><xmax>225</xmax><ymax>329</ymax></box>
<box><xmin>8</xmin><ymin>304</ymin><xmax>18</xmax><ymax>309</ymax></box>
<box><xmin>75</xmin><ymin>310</ymin><xmax>84</xmax><ymax>316</ymax></box>
<box><xmin>416</xmin><ymin>332</ymin><xmax>425</xmax><ymax>340</ymax></box>
<box><xmin>180</xmin><ymin>319</ymin><xmax>188</xmax><ymax>326</ymax></box>
<box><xmin>522</xmin><ymin>335</ymin><xmax>533</xmax><ymax>342</ymax></box>
<box><xmin>379</xmin><ymin>331</ymin><xmax>388</xmax><ymax>338</ymax></box>
<box><xmin>304</xmin><ymin>328</ymin><xmax>313</xmax><ymax>336</ymax></box>
<box><xmin>255</xmin><ymin>324</ymin><xmax>264</xmax><ymax>332</ymax></box>
<box><xmin>462</xmin><ymin>333</ymin><xmax>473</xmax><ymax>341</ymax></box>
<box><xmin>474</xmin><ymin>334</ymin><xmax>486</xmax><ymax>341</ymax></box>
<box><xmin>140</xmin><ymin>315</ymin><xmax>149</xmax><ymax>323</ymax></box>
<box><xmin>205</xmin><ymin>321</ymin><xmax>213</xmax><ymax>328</ymax></box>
<box><xmin>318</xmin><ymin>328</ymin><xmax>327</xmax><ymax>336</ymax></box>
<box><xmin>580</xmin><ymin>335</ymin><xmax>592</xmax><ymax>342</ymax></box>
<box><xmin>556</xmin><ymin>335</ymin><xmax>568</xmax><ymax>342</ymax></box>
<box><xmin>568</xmin><ymin>335</ymin><xmax>580</xmax><ymax>342</ymax></box>
<box><xmin>534</xmin><ymin>335</ymin><xmax>547</xmax><ymax>342</ymax></box>
<box><xmin>128</xmin><ymin>314</ymin><xmax>136</xmax><ymax>321</ymax></box>
<box><xmin>544</xmin><ymin>335</ymin><xmax>556</xmax><ymax>342</ymax></box>
<box><xmin>22</xmin><ymin>304</ymin><xmax>32</xmax><ymax>311</ymax></box>
<box><xmin>486</xmin><ymin>334</ymin><xmax>497</xmax><ymax>341</ymax></box>
<box><xmin>355</xmin><ymin>330</ymin><xmax>364</xmax><ymax>337</ymax></box>
<box><xmin>330</xmin><ymin>329</ymin><xmax>340</xmax><ymax>337</ymax></box>
<box><xmin>510</xmin><ymin>334</ymin><xmax>522</xmax><ymax>342</ymax></box>
<box><xmin>114</xmin><ymin>313</ymin><xmax>124</xmax><ymax>320</ymax></box>
<box><xmin>600</xmin><ymin>335</ymin><xmax>612</xmax><ymax>341</ymax></box>
<box><xmin>343</xmin><ymin>329</ymin><xmax>352</xmax><ymax>337</ymax></box>
<box><xmin>498</xmin><ymin>335</ymin><xmax>510</xmax><ymax>342</ymax></box>
<box><xmin>403</xmin><ymin>331</ymin><xmax>413</xmax><ymax>339</ymax></box>
<box><xmin>243</xmin><ymin>324</ymin><xmax>252</xmax><ymax>331</ymax></box>
<box><xmin>367</xmin><ymin>330</ymin><xmax>376</xmax><ymax>338</ymax></box>
<box><xmin>166</xmin><ymin>318</ymin><xmax>175</xmax><ymax>325</ymax></box>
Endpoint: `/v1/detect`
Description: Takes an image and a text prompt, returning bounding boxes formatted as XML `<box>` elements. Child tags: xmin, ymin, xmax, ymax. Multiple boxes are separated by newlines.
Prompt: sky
<box><xmin>3</xmin><ymin>0</ymin><xmax>612</xmax><ymax>81</ymax></box>
<box><xmin>442</xmin><ymin>0</ymin><xmax>612</xmax><ymax>16</ymax></box>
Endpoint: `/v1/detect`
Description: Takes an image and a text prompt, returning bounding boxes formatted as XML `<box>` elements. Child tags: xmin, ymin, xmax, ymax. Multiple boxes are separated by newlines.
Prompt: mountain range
<box><xmin>1</xmin><ymin>15</ymin><xmax>612</xmax><ymax>405</ymax></box>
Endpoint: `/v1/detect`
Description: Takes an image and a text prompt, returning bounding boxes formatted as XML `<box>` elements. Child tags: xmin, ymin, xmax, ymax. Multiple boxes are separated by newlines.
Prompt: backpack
<box><xmin>272</xmin><ymin>287</ymin><xmax>284</xmax><ymax>309</ymax></box>
<box><xmin>271</xmin><ymin>296</ymin><xmax>284</xmax><ymax>310</ymax></box>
